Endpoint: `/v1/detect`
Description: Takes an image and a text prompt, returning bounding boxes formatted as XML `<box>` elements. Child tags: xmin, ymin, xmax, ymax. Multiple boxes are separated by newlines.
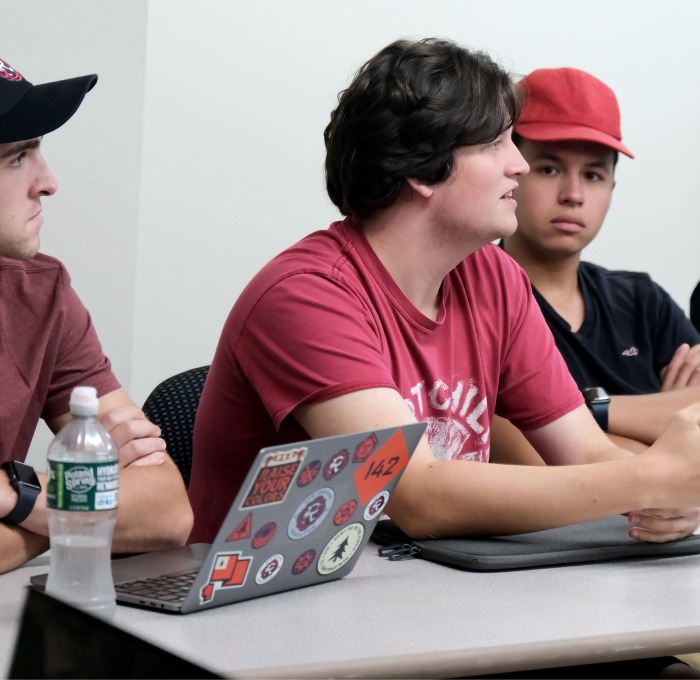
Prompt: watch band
<box><xmin>2</xmin><ymin>461</ymin><xmax>42</xmax><ymax>525</ymax></box>
<box><xmin>588</xmin><ymin>401</ymin><xmax>609</xmax><ymax>432</ymax></box>
<box><xmin>582</xmin><ymin>387</ymin><xmax>611</xmax><ymax>433</ymax></box>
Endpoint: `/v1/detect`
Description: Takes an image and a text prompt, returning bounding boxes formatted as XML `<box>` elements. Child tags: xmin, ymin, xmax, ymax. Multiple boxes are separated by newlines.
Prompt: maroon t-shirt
<box><xmin>0</xmin><ymin>254</ymin><xmax>119</xmax><ymax>461</ymax></box>
<box><xmin>188</xmin><ymin>220</ymin><xmax>582</xmax><ymax>542</ymax></box>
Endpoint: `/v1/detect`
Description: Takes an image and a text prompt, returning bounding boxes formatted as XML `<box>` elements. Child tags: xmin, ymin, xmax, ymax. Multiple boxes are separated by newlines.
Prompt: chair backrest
<box><xmin>142</xmin><ymin>365</ymin><xmax>210</xmax><ymax>488</ymax></box>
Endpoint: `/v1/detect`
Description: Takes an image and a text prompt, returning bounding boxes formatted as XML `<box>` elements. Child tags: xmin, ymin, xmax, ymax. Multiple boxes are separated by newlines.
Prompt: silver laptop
<box><xmin>32</xmin><ymin>423</ymin><xmax>426</xmax><ymax>614</ymax></box>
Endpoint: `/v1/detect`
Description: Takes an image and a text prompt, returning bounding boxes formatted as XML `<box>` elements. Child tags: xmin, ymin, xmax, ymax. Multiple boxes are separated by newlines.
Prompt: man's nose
<box><xmin>558</xmin><ymin>175</ymin><xmax>583</xmax><ymax>205</ymax></box>
<box><xmin>33</xmin><ymin>153</ymin><xmax>58</xmax><ymax>197</ymax></box>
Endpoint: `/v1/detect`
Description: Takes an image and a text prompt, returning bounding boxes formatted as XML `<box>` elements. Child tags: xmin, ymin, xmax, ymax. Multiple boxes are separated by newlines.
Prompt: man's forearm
<box><xmin>13</xmin><ymin>458</ymin><xmax>192</xmax><ymax>554</ymax></box>
<box><xmin>609</xmin><ymin>386</ymin><xmax>700</xmax><ymax>444</ymax></box>
<box><xmin>392</xmin><ymin>403</ymin><xmax>700</xmax><ymax>540</ymax></box>
<box><xmin>606</xmin><ymin>433</ymin><xmax>648</xmax><ymax>454</ymax></box>
<box><xmin>0</xmin><ymin>525</ymin><xmax>49</xmax><ymax>575</ymax></box>
<box><xmin>389</xmin><ymin>453</ymin><xmax>649</xmax><ymax>539</ymax></box>
<box><xmin>111</xmin><ymin>457</ymin><xmax>193</xmax><ymax>552</ymax></box>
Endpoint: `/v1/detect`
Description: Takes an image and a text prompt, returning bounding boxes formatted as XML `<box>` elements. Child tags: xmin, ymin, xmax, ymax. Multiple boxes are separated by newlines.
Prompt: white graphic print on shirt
<box><xmin>405</xmin><ymin>377</ymin><xmax>489</xmax><ymax>462</ymax></box>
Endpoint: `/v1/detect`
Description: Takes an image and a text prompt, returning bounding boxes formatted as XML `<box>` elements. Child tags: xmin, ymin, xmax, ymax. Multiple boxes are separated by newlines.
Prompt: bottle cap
<box><xmin>69</xmin><ymin>386</ymin><xmax>99</xmax><ymax>417</ymax></box>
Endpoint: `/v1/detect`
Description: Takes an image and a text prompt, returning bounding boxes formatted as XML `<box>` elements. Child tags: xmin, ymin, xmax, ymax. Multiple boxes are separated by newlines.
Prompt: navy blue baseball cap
<box><xmin>0</xmin><ymin>57</ymin><xmax>97</xmax><ymax>143</ymax></box>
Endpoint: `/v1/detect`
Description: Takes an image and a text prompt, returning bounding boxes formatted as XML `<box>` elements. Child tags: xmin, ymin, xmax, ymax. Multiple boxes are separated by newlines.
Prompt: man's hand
<box><xmin>636</xmin><ymin>402</ymin><xmax>700</xmax><ymax>515</ymax></box>
<box><xmin>660</xmin><ymin>344</ymin><xmax>700</xmax><ymax>391</ymax></box>
<box><xmin>100</xmin><ymin>405</ymin><xmax>166</xmax><ymax>468</ymax></box>
<box><xmin>627</xmin><ymin>507</ymin><xmax>700</xmax><ymax>542</ymax></box>
<box><xmin>625</xmin><ymin>401</ymin><xmax>700</xmax><ymax>542</ymax></box>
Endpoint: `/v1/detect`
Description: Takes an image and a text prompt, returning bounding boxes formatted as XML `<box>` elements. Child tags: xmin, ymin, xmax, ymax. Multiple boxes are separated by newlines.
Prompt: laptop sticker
<box><xmin>255</xmin><ymin>554</ymin><xmax>284</xmax><ymax>585</ymax></box>
<box><xmin>363</xmin><ymin>490</ymin><xmax>389</xmax><ymax>521</ymax></box>
<box><xmin>240</xmin><ymin>446</ymin><xmax>307</xmax><ymax>509</ymax></box>
<box><xmin>323</xmin><ymin>449</ymin><xmax>349</xmax><ymax>480</ymax></box>
<box><xmin>353</xmin><ymin>432</ymin><xmax>379</xmax><ymax>463</ymax></box>
<box><xmin>288</xmin><ymin>487</ymin><xmax>335</xmax><ymax>539</ymax></box>
<box><xmin>354</xmin><ymin>429</ymin><xmax>410</xmax><ymax>505</ymax></box>
<box><xmin>296</xmin><ymin>460</ymin><xmax>321</xmax><ymax>487</ymax></box>
<box><xmin>251</xmin><ymin>522</ymin><xmax>276</xmax><ymax>549</ymax></box>
<box><xmin>291</xmin><ymin>549</ymin><xmax>316</xmax><ymax>576</ymax></box>
<box><xmin>334</xmin><ymin>499</ymin><xmax>358</xmax><ymax>526</ymax></box>
<box><xmin>200</xmin><ymin>551</ymin><xmax>253</xmax><ymax>604</ymax></box>
<box><xmin>317</xmin><ymin>523</ymin><xmax>365</xmax><ymax>575</ymax></box>
<box><xmin>227</xmin><ymin>513</ymin><xmax>252</xmax><ymax>541</ymax></box>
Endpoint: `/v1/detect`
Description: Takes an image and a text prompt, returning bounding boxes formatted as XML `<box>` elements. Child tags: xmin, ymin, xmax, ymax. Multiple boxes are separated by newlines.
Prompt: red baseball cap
<box><xmin>0</xmin><ymin>57</ymin><xmax>97</xmax><ymax>144</ymax></box>
<box><xmin>515</xmin><ymin>67</ymin><xmax>633</xmax><ymax>158</ymax></box>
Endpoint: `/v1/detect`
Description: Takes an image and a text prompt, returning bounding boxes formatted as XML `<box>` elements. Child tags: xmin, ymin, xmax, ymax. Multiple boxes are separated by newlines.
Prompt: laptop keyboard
<box><xmin>115</xmin><ymin>571</ymin><xmax>198</xmax><ymax>603</ymax></box>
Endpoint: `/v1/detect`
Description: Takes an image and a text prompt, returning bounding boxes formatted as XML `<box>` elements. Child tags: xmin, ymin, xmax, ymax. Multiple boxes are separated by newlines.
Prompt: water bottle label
<box><xmin>47</xmin><ymin>461</ymin><xmax>119</xmax><ymax>511</ymax></box>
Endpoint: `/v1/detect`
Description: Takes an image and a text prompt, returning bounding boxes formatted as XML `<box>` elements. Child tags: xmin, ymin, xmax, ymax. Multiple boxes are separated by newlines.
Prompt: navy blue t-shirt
<box><xmin>532</xmin><ymin>262</ymin><xmax>700</xmax><ymax>395</ymax></box>
<box><xmin>691</xmin><ymin>280</ymin><xmax>700</xmax><ymax>332</ymax></box>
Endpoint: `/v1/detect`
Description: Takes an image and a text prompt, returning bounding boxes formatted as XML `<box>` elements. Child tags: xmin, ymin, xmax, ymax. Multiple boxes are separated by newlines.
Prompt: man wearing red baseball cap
<box><xmin>0</xmin><ymin>57</ymin><xmax>192</xmax><ymax>573</ymax></box>
<box><xmin>499</xmin><ymin>67</ymin><xmax>700</xmax><ymax>454</ymax></box>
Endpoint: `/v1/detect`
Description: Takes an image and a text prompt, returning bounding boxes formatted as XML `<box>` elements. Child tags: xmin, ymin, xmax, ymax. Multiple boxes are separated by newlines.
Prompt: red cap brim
<box><xmin>515</xmin><ymin>121</ymin><xmax>634</xmax><ymax>158</ymax></box>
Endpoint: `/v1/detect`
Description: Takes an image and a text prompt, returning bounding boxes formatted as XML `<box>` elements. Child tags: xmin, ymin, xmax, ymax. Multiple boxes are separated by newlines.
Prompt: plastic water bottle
<box><xmin>45</xmin><ymin>386</ymin><xmax>119</xmax><ymax>620</ymax></box>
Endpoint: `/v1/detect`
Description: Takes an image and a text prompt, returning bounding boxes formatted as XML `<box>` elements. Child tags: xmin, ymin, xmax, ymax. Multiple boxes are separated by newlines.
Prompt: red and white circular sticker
<box><xmin>363</xmin><ymin>490</ymin><xmax>390</xmax><ymax>521</ymax></box>
<box><xmin>288</xmin><ymin>487</ymin><xmax>334</xmax><ymax>539</ymax></box>
<box><xmin>255</xmin><ymin>554</ymin><xmax>284</xmax><ymax>585</ymax></box>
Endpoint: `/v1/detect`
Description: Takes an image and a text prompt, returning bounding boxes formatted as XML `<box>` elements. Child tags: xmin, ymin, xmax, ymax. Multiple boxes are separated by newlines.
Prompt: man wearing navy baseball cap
<box><xmin>0</xmin><ymin>58</ymin><xmax>192</xmax><ymax>573</ymax></box>
<box><xmin>0</xmin><ymin>58</ymin><xmax>97</xmax><ymax>143</ymax></box>
<box><xmin>498</xmin><ymin>67</ymin><xmax>700</xmax><ymax>456</ymax></box>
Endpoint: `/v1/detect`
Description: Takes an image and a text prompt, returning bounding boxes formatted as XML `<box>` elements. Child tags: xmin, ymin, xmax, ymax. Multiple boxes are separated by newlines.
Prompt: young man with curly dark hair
<box><xmin>190</xmin><ymin>39</ymin><xmax>700</xmax><ymax>560</ymax></box>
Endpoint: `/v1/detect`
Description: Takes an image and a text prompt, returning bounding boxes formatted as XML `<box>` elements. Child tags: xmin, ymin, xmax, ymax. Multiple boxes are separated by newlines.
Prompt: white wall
<box><xmin>2</xmin><ymin>0</ymin><xmax>147</xmax><ymax>466</ymax></box>
<box><xmin>133</xmin><ymin>0</ymin><xmax>700</xmax><ymax>403</ymax></box>
<box><xmin>7</xmin><ymin>0</ymin><xmax>700</xmax><ymax>465</ymax></box>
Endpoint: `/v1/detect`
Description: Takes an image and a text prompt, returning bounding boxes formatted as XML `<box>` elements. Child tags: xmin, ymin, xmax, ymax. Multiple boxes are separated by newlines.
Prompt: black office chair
<box><xmin>142</xmin><ymin>365</ymin><xmax>210</xmax><ymax>488</ymax></box>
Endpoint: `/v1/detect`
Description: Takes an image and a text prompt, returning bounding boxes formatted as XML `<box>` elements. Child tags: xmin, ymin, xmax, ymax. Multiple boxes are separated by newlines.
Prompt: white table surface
<box><xmin>4</xmin><ymin>545</ymin><xmax>700</xmax><ymax>678</ymax></box>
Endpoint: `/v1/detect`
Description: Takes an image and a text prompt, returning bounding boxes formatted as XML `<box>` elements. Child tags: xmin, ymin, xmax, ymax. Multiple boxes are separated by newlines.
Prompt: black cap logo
<box><xmin>0</xmin><ymin>59</ymin><xmax>23</xmax><ymax>82</ymax></box>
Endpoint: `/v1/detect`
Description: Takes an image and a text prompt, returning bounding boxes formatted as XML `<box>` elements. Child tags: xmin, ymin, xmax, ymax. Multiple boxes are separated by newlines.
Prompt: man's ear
<box><xmin>405</xmin><ymin>177</ymin><xmax>434</xmax><ymax>199</ymax></box>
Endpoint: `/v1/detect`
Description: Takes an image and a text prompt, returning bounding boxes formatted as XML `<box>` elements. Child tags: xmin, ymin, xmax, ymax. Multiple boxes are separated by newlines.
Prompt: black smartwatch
<box><xmin>1</xmin><ymin>461</ymin><xmax>42</xmax><ymax>525</ymax></box>
<box><xmin>582</xmin><ymin>387</ymin><xmax>611</xmax><ymax>432</ymax></box>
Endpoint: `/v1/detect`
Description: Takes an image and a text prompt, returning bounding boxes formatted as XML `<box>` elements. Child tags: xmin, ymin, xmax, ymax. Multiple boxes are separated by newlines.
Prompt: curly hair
<box><xmin>324</xmin><ymin>38</ymin><xmax>520</xmax><ymax>219</ymax></box>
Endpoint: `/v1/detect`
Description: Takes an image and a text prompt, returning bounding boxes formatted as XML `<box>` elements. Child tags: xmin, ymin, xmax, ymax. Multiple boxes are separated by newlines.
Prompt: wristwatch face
<box><xmin>582</xmin><ymin>387</ymin><xmax>610</xmax><ymax>404</ymax></box>
<box><xmin>8</xmin><ymin>461</ymin><xmax>41</xmax><ymax>490</ymax></box>
<box><xmin>1</xmin><ymin>461</ymin><xmax>41</xmax><ymax>525</ymax></box>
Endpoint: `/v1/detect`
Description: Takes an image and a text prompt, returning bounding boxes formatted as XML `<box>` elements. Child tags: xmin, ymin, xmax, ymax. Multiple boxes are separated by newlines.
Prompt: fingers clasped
<box><xmin>100</xmin><ymin>405</ymin><xmax>166</xmax><ymax>468</ymax></box>
<box><xmin>660</xmin><ymin>344</ymin><xmax>700</xmax><ymax>391</ymax></box>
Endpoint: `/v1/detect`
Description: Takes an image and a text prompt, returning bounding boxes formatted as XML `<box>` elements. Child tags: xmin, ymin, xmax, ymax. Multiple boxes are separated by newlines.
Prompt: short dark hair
<box><xmin>324</xmin><ymin>38</ymin><xmax>520</xmax><ymax>219</ymax></box>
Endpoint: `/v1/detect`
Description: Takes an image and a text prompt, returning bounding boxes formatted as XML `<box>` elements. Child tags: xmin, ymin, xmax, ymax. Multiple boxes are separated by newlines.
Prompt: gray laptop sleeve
<box><xmin>372</xmin><ymin>514</ymin><xmax>700</xmax><ymax>571</ymax></box>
